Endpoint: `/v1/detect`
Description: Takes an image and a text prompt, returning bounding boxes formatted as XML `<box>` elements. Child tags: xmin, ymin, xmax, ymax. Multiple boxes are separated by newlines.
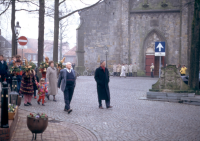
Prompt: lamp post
<box><xmin>105</xmin><ymin>47</ymin><xmax>108</xmax><ymax>68</ymax></box>
<box><xmin>14</xmin><ymin>21</ymin><xmax>21</xmax><ymax>55</ymax></box>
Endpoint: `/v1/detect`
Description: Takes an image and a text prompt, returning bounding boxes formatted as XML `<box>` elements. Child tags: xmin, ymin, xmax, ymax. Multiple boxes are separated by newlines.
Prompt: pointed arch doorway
<box><xmin>144</xmin><ymin>32</ymin><xmax>165</xmax><ymax>76</ymax></box>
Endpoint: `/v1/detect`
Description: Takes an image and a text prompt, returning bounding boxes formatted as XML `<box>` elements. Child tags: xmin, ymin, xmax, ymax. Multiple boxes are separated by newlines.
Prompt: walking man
<box><xmin>150</xmin><ymin>63</ymin><xmax>154</xmax><ymax>78</ymax></box>
<box><xmin>0</xmin><ymin>55</ymin><xmax>8</xmax><ymax>83</ymax></box>
<box><xmin>113</xmin><ymin>64</ymin><xmax>117</xmax><ymax>77</ymax></box>
<box><xmin>125</xmin><ymin>64</ymin><xmax>129</xmax><ymax>77</ymax></box>
<box><xmin>128</xmin><ymin>64</ymin><xmax>133</xmax><ymax>77</ymax></box>
<box><xmin>133</xmin><ymin>62</ymin><xmax>138</xmax><ymax>77</ymax></box>
<box><xmin>94</xmin><ymin>60</ymin><xmax>112</xmax><ymax>109</ymax></box>
<box><xmin>58</xmin><ymin>62</ymin><xmax>76</xmax><ymax>114</ymax></box>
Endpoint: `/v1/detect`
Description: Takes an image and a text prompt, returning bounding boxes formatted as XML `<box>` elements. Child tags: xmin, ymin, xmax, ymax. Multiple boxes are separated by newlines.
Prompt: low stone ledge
<box><xmin>0</xmin><ymin>107</ymin><xmax>18</xmax><ymax>141</ymax></box>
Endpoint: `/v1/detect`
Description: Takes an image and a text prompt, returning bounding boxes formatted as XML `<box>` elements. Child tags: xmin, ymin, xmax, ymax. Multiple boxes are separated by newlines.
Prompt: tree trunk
<box><xmin>38</xmin><ymin>0</ymin><xmax>45</xmax><ymax>67</ymax></box>
<box><xmin>189</xmin><ymin>0</ymin><xmax>200</xmax><ymax>93</ymax></box>
<box><xmin>53</xmin><ymin>0</ymin><xmax>59</xmax><ymax>63</ymax></box>
<box><xmin>59</xmin><ymin>22</ymin><xmax>62</xmax><ymax>61</ymax></box>
<box><xmin>11</xmin><ymin>0</ymin><xmax>16</xmax><ymax>56</ymax></box>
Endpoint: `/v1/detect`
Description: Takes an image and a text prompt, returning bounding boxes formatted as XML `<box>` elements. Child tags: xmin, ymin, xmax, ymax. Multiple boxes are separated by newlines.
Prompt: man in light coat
<box><xmin>125</xmin><ymin>64</ymin><xmax>129</xmax><ymax>77</ymax></box>
<box><xmin>113</xmin><ymin>64</ymin><xmax>117</xmax><ymax>77</ymax></box>
<box><xmin>116</xmin><ymin>64</ymin><xmax>121</xmax><ymax>76</ymax></box>
<box><xmin>150</xmin><ymin>63</ymin><xmax>154</xmax><ymax>78</ymax></box>
<box><xmin>128</xmin><ymin>64</ymin><xmax>133</xmax><ymax>77</ymax></box>
<box><xmin>133</xmin><ymin>62</ymin><xmax>138</xmax><ymax>77</ymax></box>
<box><xmin>58</xmin><ymin>62</ymin><xmax>76</xmax><ymax>114</ymax></box>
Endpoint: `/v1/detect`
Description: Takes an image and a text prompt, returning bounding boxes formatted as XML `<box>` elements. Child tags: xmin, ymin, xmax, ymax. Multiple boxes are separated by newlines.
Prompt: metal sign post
<box><xmin>155</xmin><ymin>42</ymin><xmax>165</xmax><ymax>78</ymax></box>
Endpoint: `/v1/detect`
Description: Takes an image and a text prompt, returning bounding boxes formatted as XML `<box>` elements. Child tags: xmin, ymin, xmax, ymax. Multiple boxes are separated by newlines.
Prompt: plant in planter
<box><xmin>27</xmin><ymin>113</ymin><xmax>48</xmax><ymax>140</ymax></box>
<box><xmin>8</xmin><ymin>104</ymin><xmax>17</xmax><ymax>120</ymax></box>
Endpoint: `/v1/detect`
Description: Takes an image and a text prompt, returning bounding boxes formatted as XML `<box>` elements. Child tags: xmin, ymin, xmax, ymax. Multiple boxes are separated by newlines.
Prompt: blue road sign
<box><xmin>155</xmin><ymin>42</ymin><xmax>165</xmax><ymax>56</ymax></box>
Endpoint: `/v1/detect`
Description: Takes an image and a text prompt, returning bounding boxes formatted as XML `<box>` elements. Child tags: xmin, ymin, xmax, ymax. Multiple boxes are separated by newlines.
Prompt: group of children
<box><xmin>7</xmin><ymin>55</ymin><xmax>49</xmax><ymax>106</ymax></box>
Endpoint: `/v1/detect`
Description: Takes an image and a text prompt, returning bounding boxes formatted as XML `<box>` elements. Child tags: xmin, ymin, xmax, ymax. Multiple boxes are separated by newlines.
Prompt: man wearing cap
<box><xmin>94</xmin><ymin>60</ymin><xmax>112</xmax><ymax>109</ymax></box>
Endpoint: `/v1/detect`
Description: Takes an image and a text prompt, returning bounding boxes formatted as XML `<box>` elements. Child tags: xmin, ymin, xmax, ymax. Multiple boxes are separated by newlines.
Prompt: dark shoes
<box><xmin>37</xmin><ymin>101</ymin><xmax>40</xmax><ymax>105</ymax></box>
<box><xmin>99</xmin><ymin>106</ymin><xmax>104</xmax><ymax>109</ymax></box>
<box><xmin>27</xmin><ymin>102</ymin><xmax>32</xmax><ymax>106</ymax></box>
<box><xmin>42</xmin><ymin>104</ymin><xmax>45</xmax><ymax>106</ymax></box>
<box><xmin>64</xmin><ymin>109</ymin><xmax>72</xmax><ymax>114</ymax></box>
<box><xmin>53</xmin><ymin>99</ymin><xmax>57</xmax><ymax>102</ymax></box>
<box><xmin>24</xmin><ymin>103</ymin><xmax>29</xmax><ymax>106</ymax></box>
<box><xmin>107</xmin><ymin>106</ymin><xmax>113</xmax><ymax>109</ymax></box>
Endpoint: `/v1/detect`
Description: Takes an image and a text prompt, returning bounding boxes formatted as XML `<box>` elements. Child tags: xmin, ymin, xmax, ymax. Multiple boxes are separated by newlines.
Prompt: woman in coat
<box><xmin>19</xmin><ymin>69</ymin><xmax>35</xmax><ymax>106</ymax></box>
<box><xmin>46</xmin><ymin>61</ymin><xmax>58</xmax><ymax>101</ymax></box>
<box><xmin>94</xmin><ymin>60</ymin><xmax>112</xmax><ymax>109</ymax></box>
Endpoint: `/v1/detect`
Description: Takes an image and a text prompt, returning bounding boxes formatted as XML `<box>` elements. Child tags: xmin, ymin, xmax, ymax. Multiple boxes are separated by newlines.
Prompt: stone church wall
<box><xmin>76</xmin><ymin>0</ymin><xmax>194</xmax><ymax>74</ymax></box>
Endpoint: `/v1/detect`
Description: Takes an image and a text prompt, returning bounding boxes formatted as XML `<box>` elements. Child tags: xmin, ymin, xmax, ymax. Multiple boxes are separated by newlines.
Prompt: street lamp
<box><xmin>105</xmin><ymin>46</ymin><xmax>108</xmax><ymax>68</ymax></box>
<box><xmin>14</xmin><ymin>21</ymin><xmax>21</xmax><ymax>55</ymax></box>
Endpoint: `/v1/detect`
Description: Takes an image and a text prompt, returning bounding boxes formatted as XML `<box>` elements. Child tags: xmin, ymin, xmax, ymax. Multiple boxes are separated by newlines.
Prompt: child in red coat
<box><xmin>35</xmin><ymin>78</ymin><xmax>48</xmax><ymax>106</ymax></box>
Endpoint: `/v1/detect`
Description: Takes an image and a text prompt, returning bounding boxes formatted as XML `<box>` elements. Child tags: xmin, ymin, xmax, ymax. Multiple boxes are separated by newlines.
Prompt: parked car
<box><xmin>181</xmin><ymin>72</ymin><xmax>200</xmax><ymax>88</ymax></box>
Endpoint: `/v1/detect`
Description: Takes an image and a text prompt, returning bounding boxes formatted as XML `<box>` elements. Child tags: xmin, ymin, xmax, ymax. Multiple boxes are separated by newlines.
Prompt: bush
<box><xmin>137</xmin><ymin>70</ymin><xmax>146</xmax><ymax>77</ymax></box>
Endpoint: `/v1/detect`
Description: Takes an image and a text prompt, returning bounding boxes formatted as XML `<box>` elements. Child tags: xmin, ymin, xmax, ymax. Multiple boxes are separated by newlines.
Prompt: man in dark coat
<box><xmin>94</xmin><ymin>60</ymin><xmax>113</xmax><ymax>109</ymax></box>
<box><xmin>0</xmin><ymin>55</ymin><xmax>8</xmax><ymax>83</ymax></box>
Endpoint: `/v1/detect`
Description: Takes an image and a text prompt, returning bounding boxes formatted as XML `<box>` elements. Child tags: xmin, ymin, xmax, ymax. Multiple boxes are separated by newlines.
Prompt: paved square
<box><xmin>19</xmin><ymin>76</ymin><xmax>200</xmax><ymax>141</ymax></box>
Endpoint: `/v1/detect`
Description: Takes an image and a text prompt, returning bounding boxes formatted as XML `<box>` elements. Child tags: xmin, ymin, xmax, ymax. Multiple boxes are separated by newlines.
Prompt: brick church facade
<box><xmin>76</xmin><ymin>0</ymin><xmax>194</xmax><ymax>76</ymax></box>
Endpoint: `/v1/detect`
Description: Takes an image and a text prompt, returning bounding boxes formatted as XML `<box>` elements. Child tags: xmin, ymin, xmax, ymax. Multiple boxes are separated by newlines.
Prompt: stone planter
<box><xmin>8</xmin><ymin>112</ymin><xmax>15</xmax><ymax>120</ymax></box>
<box><xmin>27</xmin><ymin>116</ymin><xmax>48</xmax><ymax>134</ymax></box>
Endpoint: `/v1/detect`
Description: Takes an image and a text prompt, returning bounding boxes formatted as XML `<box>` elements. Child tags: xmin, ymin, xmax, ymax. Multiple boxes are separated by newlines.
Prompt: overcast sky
<box><xmin>0</xmin><ymin>0</ymin><xmax>99</xmax><ymax>48</ymax></box>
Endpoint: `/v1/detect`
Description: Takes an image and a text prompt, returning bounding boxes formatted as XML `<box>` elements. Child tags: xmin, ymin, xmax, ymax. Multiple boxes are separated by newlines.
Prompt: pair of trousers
<box><xmin>34</xmin><ymin>90</ymin><xmax>36</xmax><ymax>97</ymax></box>
<box><xmin>0</xmin><ymin>75</ymin><xmax>6</xmax><ymax>83</ymax></box>
<box><xmin>24</xmin><ymin>95</ymin><xmax>32</xmax><ymax>104</ymax></box>
<box><xmin>151</xmin><ymin>72</ymin><xmax>154</xmax><ymax>78</ymax></box>
<box><xmin>133</xmin><ymin>72</ymin><xmax>137</xmax><ymax>77</ymax></box>
<box><xmin>181</xmin><ymin>74</ymin><xmax>185</xmax><ymax>76</ymax></box>
<box><xmin>64</xmin><ymin>86</ymin><xmax>75</xmax><ymax>110</ymax></box>
<box><xmin>129</xmin><ymin>73</ymin><xmax>132</xmax><ymax>77</ymax></box>
<box><xmin>113</xmin><ymin>72</ymin><xmax>117</xmax><ymax>76</ymax></box>
<box><xmin>38</xmin><ymin>96</ymin><xmax>45</xmax><ymax>104</ymax></box>
<box><xmin>99</xmin><ymin>100</ymin><xmax>110</xmax><ymax>108</ymax></box>
<box><xmin>17</xmin><ymin>81</ymin><xmax>21</xmax><ymax>93</ymax></box>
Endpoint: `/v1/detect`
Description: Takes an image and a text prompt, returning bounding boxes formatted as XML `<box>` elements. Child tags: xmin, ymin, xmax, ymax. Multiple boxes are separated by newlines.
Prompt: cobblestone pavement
<box><xmin>12</xmin><ymin>109</ymin><xmax>97</xmax><ymax>141</ymax></box>
<box><xmin>19</xmin><ymin>76</ymin><xmax>200</xmax><ymax>141</ymax></box>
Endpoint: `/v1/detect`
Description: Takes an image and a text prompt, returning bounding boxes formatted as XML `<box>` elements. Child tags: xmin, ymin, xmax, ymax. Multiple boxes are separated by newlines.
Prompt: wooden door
<box><xmin>145</xmin><ymin>55</ymin><xmax>155</xmax><ymax>76</ymax></box>
<box><xmin>154</xmin><ymin>56</ymin><xmax>165</xmax><ymax>76</ymax></box>
<box><xmin>154</xmin><ymin>57</ymin><xmax>159</xmax><ymax>76</ymax></box>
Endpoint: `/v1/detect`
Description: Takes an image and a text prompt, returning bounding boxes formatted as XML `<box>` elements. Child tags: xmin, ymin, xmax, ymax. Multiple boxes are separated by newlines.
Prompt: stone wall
<box><xmin>76</xmin><ymin>0</ymin><xmax>194</xmax><ymax>74</ymax></box>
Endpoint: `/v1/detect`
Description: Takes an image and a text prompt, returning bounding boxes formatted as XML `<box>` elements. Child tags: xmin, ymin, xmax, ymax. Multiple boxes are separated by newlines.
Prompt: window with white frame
<box><xmin>33</xmin><ymin>55</ymin><xmax>36</xmax><ymax>61</ymax></box>
<box><xmin>28</xmin><ymin>54</ymin><xmax>31</xmax><ymax>60</ymax></box>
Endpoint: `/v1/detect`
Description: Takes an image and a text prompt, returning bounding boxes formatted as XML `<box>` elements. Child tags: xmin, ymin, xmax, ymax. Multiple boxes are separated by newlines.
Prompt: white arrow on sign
<box><xmin>156</xmin><ymin>43</ymin><xmax>164</xmax><ymax>52</ymax></box>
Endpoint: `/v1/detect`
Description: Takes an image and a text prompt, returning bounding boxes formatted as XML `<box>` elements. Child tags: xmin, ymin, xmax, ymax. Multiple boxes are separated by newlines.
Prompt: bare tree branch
<box><xmin>15</xmin><ymin>9</ymin><xmax>39</xmax><ymax>12</ymax></box>
<box><xmin>59</xmin><ymin>0</ymin><xmax>102</xmax><ymax>21</ymax></box>
<box><xmin>59</xmin><ymin>0</ymin><xmax>66</xmax><ymax>6</ymax></box>
<box><xmin>16</xmin><ymin>0</ymin><xmax>39</xmax><ymax>7</ymax></box>
<box><xmin>0</xmin><ymin>0</ymin><xmax>11</xmax><ymax>16</ymax></box>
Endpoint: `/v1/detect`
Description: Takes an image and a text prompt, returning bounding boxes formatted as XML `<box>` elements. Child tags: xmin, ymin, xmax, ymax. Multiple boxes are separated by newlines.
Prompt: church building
<box><xmin>76</xmin><ymin>0</ymin><xmax>194</xmax><ymax>76</ymax></box>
